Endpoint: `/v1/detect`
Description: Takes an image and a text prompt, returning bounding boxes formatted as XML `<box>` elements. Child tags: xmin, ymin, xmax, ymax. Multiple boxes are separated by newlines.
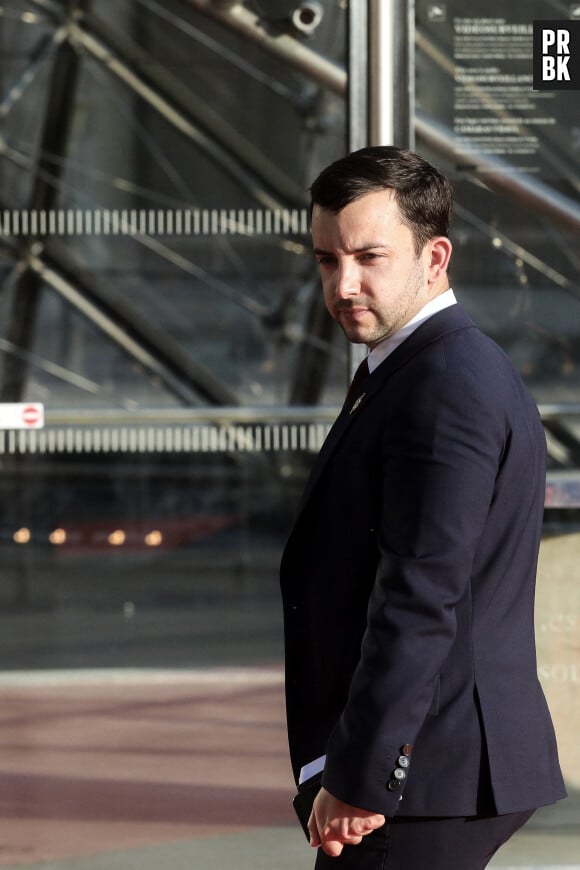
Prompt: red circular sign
<box><xmin>22</xmin><ymin>405</ymin><xmax>41</xmax><ymax>427</ymax></box>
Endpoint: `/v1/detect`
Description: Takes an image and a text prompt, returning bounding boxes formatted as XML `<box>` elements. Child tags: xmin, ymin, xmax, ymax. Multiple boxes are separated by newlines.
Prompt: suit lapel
<box><xmin>297</xmin><ymin>305</ymin><xmax>475</xmax><ymax>512</ymax></box>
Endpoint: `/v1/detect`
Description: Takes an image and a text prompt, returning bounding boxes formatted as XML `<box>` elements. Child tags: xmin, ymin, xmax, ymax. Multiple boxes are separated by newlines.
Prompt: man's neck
<box><xmin>367</xmin><ymin>288</ymin><xmax>457</xmax><ymax>373</ymax></box>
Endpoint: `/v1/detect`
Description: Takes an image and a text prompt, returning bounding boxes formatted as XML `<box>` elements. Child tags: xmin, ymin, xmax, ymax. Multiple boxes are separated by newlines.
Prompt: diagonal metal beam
<box><xmin>0</xmin><ymin>0</ymin><xmax>89</xmax><ymax>402</ymax></box>
<box><xmin>288</xmin><ymin>277</ymin><xmax>338</xmax><ymax>405</ymax></box>
<box><xmin>0</xmin><ymin>27</ymin><xmax>66</xmax><ymax>120</ymax></box>
<box><xmin>178</xmin><ymin>0</ymin><xmax>346</xmax><ymax>96</ymax></box>
<box><xmin>416</xmin><ymin>111</ymin><xmax>580</xmax><ymax>239</ymax></box>
<box><xmin>543</xmin><ymin>418</ymin><xmax>580</xmax><ymax>468</ymax></box>
<box><xmin>68</xmin><ymin>15</ymin><xmax>305</xmax><ymax>209</ymax></box>
<box><xmin>24</xmin><ymin>241</ymin><xmax>240</xmax><ymax>406</ymax></box>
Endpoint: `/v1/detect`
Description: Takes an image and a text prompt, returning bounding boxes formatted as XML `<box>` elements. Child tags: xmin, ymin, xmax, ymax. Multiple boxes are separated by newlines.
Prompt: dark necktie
<box><xmin>343</xmin><ymin>358</ymin><xmax>369</xmax><ymax>410</ymax></box>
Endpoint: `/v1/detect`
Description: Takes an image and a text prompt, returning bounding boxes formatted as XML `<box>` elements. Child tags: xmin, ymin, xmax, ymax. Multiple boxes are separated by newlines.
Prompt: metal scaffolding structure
<box><xmin>0</xmin><ymin>0</ymin><xmax>347</xmax><ymax>408</ymax></box>
<box><xmin>0</xmin><ymin>0</ymin><xmax>579</xmax><ymax>472</ymax></box>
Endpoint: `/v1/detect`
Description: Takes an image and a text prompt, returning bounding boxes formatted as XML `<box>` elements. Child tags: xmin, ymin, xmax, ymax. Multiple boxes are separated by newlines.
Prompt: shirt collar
<box><xmin>367</xmin><ymin>288</ymin><xmax>457</xmax><ymax>373</ymax></box>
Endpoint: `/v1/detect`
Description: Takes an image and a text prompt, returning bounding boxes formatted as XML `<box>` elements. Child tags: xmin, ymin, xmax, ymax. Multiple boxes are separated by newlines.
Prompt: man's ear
<box><xmin>426</xmin><ymin>236</ymin><xmax>452</xmax><ymax>284</ymax></box>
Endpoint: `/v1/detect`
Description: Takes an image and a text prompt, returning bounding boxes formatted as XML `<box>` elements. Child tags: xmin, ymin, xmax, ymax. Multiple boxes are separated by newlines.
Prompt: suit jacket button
<box><xmin>401</xmin><ymin>744</ymin><xmax>413</xmax><ymax>757</ymax></box>
<box><xmin>397</xmin><ymin>755</ymin><xmax>410</xmax><ymax>768</ymax></box>
<box><xmin>393</xmin><ymin>768</ymin><xmax>406</xmax><ymax>781</ymax></box>
<box><xmin>387</xmin><ymin>779</ymin><xmax>401</xmax><ymax>791</ymax></box>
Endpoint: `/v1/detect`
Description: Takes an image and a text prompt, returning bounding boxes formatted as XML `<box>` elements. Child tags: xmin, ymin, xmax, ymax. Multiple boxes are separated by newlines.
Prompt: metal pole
<box><xmin>344</xmin><ymin>0</ymin><xmax>370</xmax><ymax>381</ymax></box>
<box><xmin>368</xmin><ymin>0</ymin><xmax>413</xmax><ymax>148</ymax></box>
<box><xmin>347</xmin><ymin>1</ymin><xmax>414</xmax><ymax>381</ymax></box>
<box><xmin>348</xmin><ymin>0</ymin><xmax>368</xmax><ymax>153</ymax></box>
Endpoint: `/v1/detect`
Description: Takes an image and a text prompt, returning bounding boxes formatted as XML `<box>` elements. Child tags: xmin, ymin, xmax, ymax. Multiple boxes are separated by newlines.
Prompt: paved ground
<box><xmin>0</xmin><ymin>667</ymin><xmax>577</xmax><ymax>870</ymax></box>
<box><xmin>0</xmin><ymin>533</ymin><xmax>577</xmax><ymax>869</ymax></box>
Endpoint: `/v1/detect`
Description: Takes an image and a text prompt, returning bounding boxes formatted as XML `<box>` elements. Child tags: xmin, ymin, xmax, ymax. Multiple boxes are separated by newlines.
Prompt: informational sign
<box><xmin>416</xmin><ymin>0</ymin><xmax>580</xmax><ymax>177</ymax></box>
<box><xmin>0</xmin><ymin>403</ymin><xmax>44</xmax><ymax>430</ymax></box>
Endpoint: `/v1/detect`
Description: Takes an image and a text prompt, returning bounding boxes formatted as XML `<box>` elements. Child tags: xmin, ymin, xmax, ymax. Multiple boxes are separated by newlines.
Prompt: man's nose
<box><xmin>336</xmin><ymin>261</ymin><xmax>359</xmax><ymax>298</ymax></box>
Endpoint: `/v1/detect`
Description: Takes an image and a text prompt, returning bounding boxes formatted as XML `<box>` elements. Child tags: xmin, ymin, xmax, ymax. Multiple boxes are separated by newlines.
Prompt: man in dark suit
<box><xmin>280</xmin><ymin>146</ymin><xmax>566</xmax><ymax>869</ymax></box>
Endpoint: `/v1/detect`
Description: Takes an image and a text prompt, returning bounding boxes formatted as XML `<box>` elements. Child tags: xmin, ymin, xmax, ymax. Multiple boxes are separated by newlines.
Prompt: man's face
<box><xmin>312</xmin><ymin>189</ymin><xmax>444</xmax><ymax>349</ymax></box>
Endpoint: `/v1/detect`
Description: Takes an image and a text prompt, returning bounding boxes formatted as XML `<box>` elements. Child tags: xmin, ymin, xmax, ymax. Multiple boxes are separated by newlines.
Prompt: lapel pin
<box><xmin>349</xmin><ymin>392</ymin><xmax>366</xmax><ymax>414</ymax></box>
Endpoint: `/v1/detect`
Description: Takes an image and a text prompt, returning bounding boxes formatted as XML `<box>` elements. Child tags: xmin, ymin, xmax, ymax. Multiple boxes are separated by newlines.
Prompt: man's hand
<box><xmin>307</xmin><ymin>786</ymin><xmax>386</xmax><ymax>857</ymax></box>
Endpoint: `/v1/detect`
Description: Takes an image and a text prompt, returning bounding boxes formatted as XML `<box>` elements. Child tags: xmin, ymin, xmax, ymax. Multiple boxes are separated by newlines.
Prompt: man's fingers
<box><xmin>342</xmin><ymin>833</ymin><xmax>363</xmax><ymax>845</ymax></box>
<box><xmin>318</xmin><ymin>820</ymin><xmax>363</xmax><ymax>855</ymax></box>
<box><xmin>344</xmin><ymin>813</ymin><xmax>385</xmax><ymax>839</ymax></box>
<box><xmin>308</xmin><ymin>788</ymin><xmax>387</xmax><ymax>855</ymax></box>
<box><xmin>316</xmin><ymin>818</ymin><xmax>347</xmax><ymax>856</ymax></box>
<box><xmin>307</xmin><ymin>810</ymin><xmax>320</xmax><ymax>847</ymax></box>
<box><xmin>362</xmin><ymin>812</ymin><xmax>386</xmax><ymax>832</ymax></box>
<box><xmin>316</xmin><ymin>815</ymin><xmax>385</xmax><ymax>856</ymax></box>
<box><xmin>320</xmin><ymin>836</ymin><xmax>344</xmax><ymax>857</ymax></box>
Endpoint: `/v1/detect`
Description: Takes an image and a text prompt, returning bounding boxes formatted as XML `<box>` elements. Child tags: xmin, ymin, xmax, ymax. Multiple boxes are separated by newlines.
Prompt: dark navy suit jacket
<box><xmin>281</xmin><ymin>304</ymin><xmax>566</xmax><ymax>818</ymax></box>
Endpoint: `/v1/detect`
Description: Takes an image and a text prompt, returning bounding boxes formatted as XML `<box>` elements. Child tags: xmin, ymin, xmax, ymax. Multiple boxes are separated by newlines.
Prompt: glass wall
<box><xmin>0</xmin><ymin>0</ymin><xmax>348</xmax><ymax>673</ymax></box>
<box><xmin>0</xmin><ymin>6</ymin><xmax>348</xmax><ymax>858</ymax></box>
<box><xmin>0</xmin><ymin>5</ymin><xmax>349</xmax><ymax>858</ymax></box>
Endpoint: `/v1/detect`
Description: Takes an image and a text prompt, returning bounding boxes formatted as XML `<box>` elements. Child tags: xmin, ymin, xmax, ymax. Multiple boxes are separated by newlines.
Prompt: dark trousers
<box><xmin>314</xmin><ymin>810</ymin><xmax>535</xmax><ymax>870</ymax></box>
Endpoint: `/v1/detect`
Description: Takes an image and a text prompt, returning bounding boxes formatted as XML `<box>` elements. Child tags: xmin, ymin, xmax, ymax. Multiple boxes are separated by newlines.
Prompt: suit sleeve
<box><xmin>321</xmin><ymin>368</ymin><xmax>507</xmax><ymax>815</ymax></box>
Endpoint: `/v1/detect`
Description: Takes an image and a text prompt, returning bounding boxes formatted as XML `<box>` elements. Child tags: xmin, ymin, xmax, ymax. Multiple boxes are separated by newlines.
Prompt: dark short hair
<box><xmin>309</xmin><ymin>145</ymin><xmax>453</xmax><ymax>254</ymax></box>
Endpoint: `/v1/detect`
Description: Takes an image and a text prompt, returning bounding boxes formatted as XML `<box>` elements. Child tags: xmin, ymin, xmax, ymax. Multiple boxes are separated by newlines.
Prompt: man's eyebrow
<box><xmin>312</xmin><ymin>243</ymin><xmax>387</xmax><ymax>255</ymax></box>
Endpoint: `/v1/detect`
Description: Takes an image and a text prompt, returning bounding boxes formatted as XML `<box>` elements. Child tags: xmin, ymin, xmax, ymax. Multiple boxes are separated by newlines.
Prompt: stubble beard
<box><xmin>338</xmin><ymin>308</ymin><xmax>390</xmax><ymax>347</ymax></box>
<box><xmin>337</xmin><ymin>259</ymin><xmax>428</xmax><ymax>348</ymax></box>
